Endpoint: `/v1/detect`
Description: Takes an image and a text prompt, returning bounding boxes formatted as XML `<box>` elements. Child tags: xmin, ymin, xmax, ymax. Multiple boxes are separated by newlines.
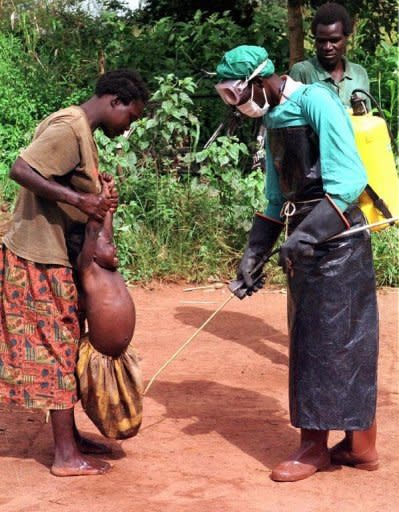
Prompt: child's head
<box><xmin>67</xmin><ymin>221</ymin><xmax>118</xmax><ymax>270</ymax></box>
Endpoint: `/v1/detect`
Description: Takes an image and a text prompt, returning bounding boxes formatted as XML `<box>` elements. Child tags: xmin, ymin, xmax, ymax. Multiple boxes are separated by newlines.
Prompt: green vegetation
<box><xmin>97</xmin><ymin>75</ymin><xmax>265</xmax><ymax>283</ymax></box>
<box><xmin>372</xmin><ymin>229</ymin><xmax>399</xmax><ymax>287</ymax></box>
<box><xmin>0</xmin><ymin>1</ymin><xmax>397</xmax><ymax>286</ymax></box>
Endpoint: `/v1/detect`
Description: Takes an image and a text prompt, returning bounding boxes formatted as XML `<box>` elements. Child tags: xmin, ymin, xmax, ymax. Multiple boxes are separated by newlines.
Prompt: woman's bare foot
<box><xmin>50</xmin><ymin>408</ymin><xmax>112</xmax><ymax>477</ymax></box>
<box><xmin>51</xmin><ymin>454</ymin><xmax>112</xmax><ymax>477</ymax></box>
<box><xmin>76</xmin><ymin>435</ymin><xmax>113</xmax><ymax>455</ymax></box>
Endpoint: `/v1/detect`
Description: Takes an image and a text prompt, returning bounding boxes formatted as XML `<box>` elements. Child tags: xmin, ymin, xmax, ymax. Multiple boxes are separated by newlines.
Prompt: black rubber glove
<box><xmin>229</xmin><ymin>213</ymin><xmax>283</xmax><ymax>299</ymax></box>
<box><xmin>278</xmin><ymin>195</ymin><xmax>349</xmax><ymax>275</ymax></box>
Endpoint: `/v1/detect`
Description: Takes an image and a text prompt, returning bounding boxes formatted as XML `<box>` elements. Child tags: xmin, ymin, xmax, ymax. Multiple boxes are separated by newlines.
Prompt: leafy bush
<box><xmin>0</xmin><ymin>3</ymin><xmax>397</xmax><ymax>287</ymax></box>
<box><xmin>96</xmin><ymin>75</ymin><xmax>265</xmax><ymax>283</ymax></box>
<box><xmin>0</xmin><ymin>33</ymin><xmax>37</xmax><ymax>202</ymax></box>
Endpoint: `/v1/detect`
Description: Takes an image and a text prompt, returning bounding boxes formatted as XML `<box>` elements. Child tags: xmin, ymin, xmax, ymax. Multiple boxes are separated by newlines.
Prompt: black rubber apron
<box><xmin>268</xmin><ymin>126</ymin><xmax>379</xmax><ymax>430</ymax></box>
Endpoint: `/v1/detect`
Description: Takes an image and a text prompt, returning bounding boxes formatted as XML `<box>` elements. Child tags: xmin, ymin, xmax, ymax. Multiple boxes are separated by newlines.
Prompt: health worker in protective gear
<box><xmin>215</xmin><ymin>45</ymin><xmax>379</xmax><ymax>482</ymax></box>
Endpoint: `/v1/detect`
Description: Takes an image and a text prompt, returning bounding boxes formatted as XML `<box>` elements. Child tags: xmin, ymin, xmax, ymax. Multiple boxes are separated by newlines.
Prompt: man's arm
<box><xmin>10</xmin><ymin>157</ymin><xmax>111</xmax><ymax>222</ymax></box>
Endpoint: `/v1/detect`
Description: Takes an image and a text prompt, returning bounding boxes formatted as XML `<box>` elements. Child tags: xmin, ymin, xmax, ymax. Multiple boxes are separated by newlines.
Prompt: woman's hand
<box><xmin>76</xmin><ymin>192</ymin><xmax>112</xmax><ymax>222</ymax></box>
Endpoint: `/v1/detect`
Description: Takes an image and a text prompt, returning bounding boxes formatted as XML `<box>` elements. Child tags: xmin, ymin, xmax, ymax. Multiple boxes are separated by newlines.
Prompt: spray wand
<box><xmin>143</xmin><ymin>247</ymin><xmax>279</xmax><ymax>395</ymax></box>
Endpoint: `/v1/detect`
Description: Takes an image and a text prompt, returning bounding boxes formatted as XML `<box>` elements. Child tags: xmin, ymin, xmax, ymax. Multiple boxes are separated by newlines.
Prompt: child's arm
<box><xmin>101</xmin><ymin>172</ymin><xmax>118</xmax><ymax>214</ymax></box>
<box><xmin>78</xmin><ymin>218</ymin><xmax>103</xmax><ymax>271</ymax></box>
<box><xmin>100</xmin><ymin>208</ymin><xmax>114</xmax><ymax>240</ymax></box>
<box><xmin>78</xmin><ymin>173</ymin><xmax>117</xmax><ymax>271</ymax></box>
<box><xmin>99</xmin><ymin>173</ymin><xmax>117</xmax><ymax>241</ymax></box>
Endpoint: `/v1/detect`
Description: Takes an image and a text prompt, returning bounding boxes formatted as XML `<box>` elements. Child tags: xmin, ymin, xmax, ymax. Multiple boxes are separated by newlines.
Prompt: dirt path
<box><xmin>0</xmin><ymin>285</ymin><xmax>398</xmax><ymax>512</ymax></box>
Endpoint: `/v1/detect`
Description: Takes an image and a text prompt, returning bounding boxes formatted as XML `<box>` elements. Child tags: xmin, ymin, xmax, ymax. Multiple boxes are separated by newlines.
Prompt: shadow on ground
<box><xmin>147</xmin><ymin>379</ymin><xmax>299</xmax><ymax>469</ymax></box>
<box><xmin>175</xmin><ymin>306</ymin><xmax>289</xmax><ymax>367</ymax></box>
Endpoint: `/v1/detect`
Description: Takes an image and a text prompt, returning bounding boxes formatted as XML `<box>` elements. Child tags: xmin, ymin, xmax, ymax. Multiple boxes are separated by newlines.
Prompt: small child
<box><xmin>68</xmin><ymin>173</ymin><xmax>143</xmax><ymax>439</ymax></box>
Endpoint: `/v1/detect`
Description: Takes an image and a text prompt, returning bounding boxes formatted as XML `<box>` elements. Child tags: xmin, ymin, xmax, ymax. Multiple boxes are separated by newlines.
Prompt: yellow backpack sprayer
<box><xmin>349</xmin><ymin>88</ymin><xmax>399</xmax><ymax>230</ymax></box>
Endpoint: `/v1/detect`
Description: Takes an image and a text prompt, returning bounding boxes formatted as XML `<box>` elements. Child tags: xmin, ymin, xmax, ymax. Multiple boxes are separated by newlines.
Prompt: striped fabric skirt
<box><xmin>77</xmin><ymin>335</ymin><xmax>143</xmax><ymax>439</ymax></box>
<box><xmin>0</xmin><ymin>245</ymin><xmax>80</xmax><ymax>410</ymax></box>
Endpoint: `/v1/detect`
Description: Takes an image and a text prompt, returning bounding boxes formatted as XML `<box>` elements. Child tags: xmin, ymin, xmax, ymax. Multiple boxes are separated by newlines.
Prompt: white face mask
<box><xmin>237</xmin><ymin>84</ymin><xmax>269</xmax><ymax>118</ymax></box>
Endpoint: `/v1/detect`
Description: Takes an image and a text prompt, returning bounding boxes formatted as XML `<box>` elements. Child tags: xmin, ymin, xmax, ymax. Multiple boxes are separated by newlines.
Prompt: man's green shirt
<box><xmin>289</xmin><ymin>56</ymin><xmax>370</xmax><ymax>109</ymax></box>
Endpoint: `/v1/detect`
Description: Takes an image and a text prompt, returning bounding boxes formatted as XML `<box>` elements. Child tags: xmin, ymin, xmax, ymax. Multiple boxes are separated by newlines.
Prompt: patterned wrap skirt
<box><xmin>0</xmin><ymin>245</ymin><xmax>80</xmax><ymax>410</ymax></box>
<box><xmin>287</xmin><ymin>205</ymin><xmax>379</xmax><ymax>430</ymax></box>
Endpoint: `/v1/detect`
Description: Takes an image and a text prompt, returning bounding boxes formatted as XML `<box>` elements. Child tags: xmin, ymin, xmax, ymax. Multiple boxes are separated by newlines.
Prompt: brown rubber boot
<box><xmin>271</xmin><ymin>429</ymin><xmax>330</xmax><ymax>482</ymax></box>
<box><xmin>330</xmin><ymin>420</ymin><xmax>379</xmax><ymax>471</ymax></box>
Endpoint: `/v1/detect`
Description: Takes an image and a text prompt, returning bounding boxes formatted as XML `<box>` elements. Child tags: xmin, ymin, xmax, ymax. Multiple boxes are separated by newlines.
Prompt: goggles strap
<box><xmin>247</xmin><ymin>59</ymin><xmax>269</xmax><ymax>81</ymax></box>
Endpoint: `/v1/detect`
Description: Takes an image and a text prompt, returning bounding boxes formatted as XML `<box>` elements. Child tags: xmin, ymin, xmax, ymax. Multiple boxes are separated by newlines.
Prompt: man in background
<box><xmin>290</xmin><ymin>2</ymin><xmax>370</xmax><ymax>109</ymax></box>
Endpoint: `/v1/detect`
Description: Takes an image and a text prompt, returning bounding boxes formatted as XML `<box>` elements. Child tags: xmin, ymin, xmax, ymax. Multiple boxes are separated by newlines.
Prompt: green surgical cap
<box><xmin>216</xmin><ymin>45</ymin><xmax>275</xmax><ymax>80</ymax></box>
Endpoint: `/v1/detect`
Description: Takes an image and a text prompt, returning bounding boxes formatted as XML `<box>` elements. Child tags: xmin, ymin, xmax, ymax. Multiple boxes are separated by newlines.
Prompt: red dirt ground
<box><xmin>0</xmin><ymin>284</ymin><xmax>398</xmax><ymax>512</ymax></box>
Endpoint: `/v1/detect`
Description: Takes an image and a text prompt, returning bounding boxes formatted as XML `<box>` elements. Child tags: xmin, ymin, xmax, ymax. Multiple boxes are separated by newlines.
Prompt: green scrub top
<box><xmin>289</xmin><ymin>56</ymin><xmax>370</xmax><ymax>109</ymax></box>
<box><xmin>263</xmin><ymin>82</ymin><xmax>367</xmax><ymax>221</ymax></box>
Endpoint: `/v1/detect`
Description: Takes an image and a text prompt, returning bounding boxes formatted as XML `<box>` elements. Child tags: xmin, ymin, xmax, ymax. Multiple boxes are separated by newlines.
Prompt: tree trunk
<box><xmin>287</xmin><ymin>0</ymin><xmax>304</xmax><ymax>68</ymax></box>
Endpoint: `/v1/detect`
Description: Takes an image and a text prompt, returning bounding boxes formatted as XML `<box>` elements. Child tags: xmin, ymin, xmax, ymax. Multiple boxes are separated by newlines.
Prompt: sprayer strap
<box><xmin>364</xmin><ymin>184</ymin><xmax>393</xmax><ymax>219</ymax></box>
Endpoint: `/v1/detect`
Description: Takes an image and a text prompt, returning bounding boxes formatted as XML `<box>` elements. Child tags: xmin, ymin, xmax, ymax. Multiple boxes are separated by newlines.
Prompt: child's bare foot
<box><xmin>51</xmin><ymin>454</ymin><xmax>112</xmax><ymax>477</ymax></box>
<box><xmin>76</xmin><ymin>435</ymin><xmax>113</xmax><ymax>455</ymax></box>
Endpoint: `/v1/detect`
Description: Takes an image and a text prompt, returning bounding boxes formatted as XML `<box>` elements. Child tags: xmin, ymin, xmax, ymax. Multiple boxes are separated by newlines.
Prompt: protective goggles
<box><xmin>214</xmin><ymin>79</ymin><xmax>249</xmax><ymax>105</ymax></box>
